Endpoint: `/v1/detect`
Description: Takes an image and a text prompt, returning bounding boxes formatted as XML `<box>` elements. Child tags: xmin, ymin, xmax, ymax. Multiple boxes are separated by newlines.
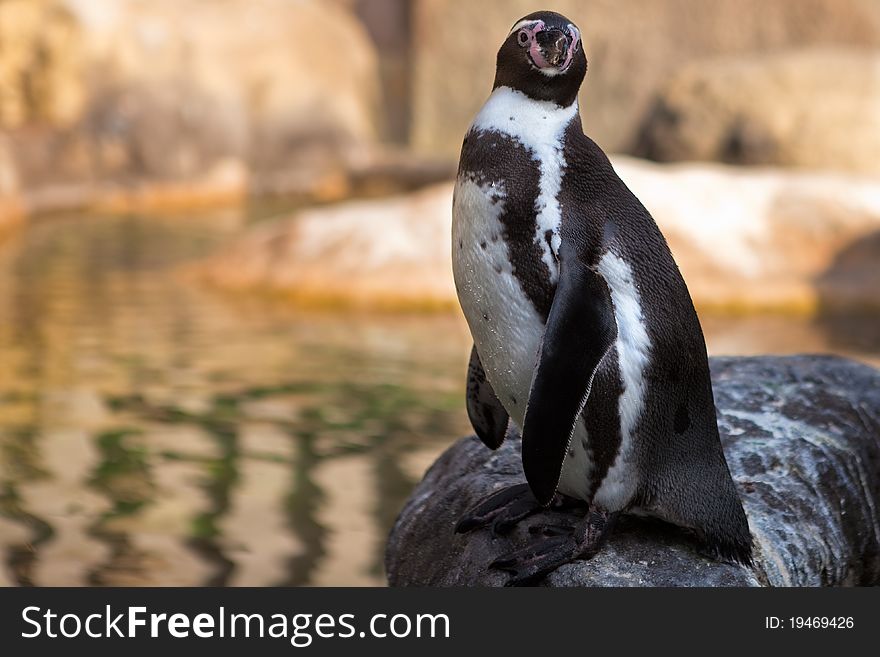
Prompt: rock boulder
<box><xmin>634</xmin><ymin>50</ymin><xmax>880</xmax><ymax>175</ymax></box>
<box><xmin>410</xmin><ymin>0</ymin><xmax>880</xmax><ymax>158</ymax></box>
<box><xmin>1</xmin><ymin>0</ymin><xmax>382</xmax><ymax>206</ymax></box>
<box><xmin>385</xmin><ymin>356</ymin><xmax>880</xmax><ymax>586</ymax></box>
<box><xmin>196</xmin><ymin>157</ymin><xmax>880</xmax><ymax>313</ymax></box>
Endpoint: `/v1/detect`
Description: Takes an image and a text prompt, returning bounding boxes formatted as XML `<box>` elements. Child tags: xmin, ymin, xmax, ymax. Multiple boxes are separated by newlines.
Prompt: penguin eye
<box><xmin>517</xmin><ymin>30</ymin><xmax>530</xmax><ymax>47</ymax></box>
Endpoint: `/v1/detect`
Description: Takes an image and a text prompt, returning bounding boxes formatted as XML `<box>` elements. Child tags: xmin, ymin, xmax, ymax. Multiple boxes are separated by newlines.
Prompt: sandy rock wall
<box><xmin>195</xmin><ymin>157</ymin><xmax>880</xmax><ymax>314</ymax></box>
<box><xmin>410</xmin><ymin>0</ymin><xmax>880</xmax><ymax>159</ymax></box>
<box><xmin>0</xmin><ymin>0</ymin><xmax>382</xmax><ymax>214</ymax></box>
<box><xmin>0</xmin><ymin>0</ymin><xmax>86</xmax><ymax>128</ymax></box>
<box><xmin>634</xmin><ymin>50</ymin><xmax>880</xmax><ymax>175</ymax></box>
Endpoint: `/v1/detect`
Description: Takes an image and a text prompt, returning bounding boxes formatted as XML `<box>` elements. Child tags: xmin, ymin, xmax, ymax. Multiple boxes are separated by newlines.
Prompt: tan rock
<box><xmin>197</xmin><ymin>182</ymin><xmax>457</xmax><ymax>310</ymax></box>
<box><xmin>0</xmin><ymin>0</ymin><xmax>86</xmax><ymax>128</ymax></box>
<box><xmin>0</xmin><ymin>136</ymin><xmax>24</xmax><ymax>237</ymax></box>
<box><xmin>1</xmin><ymin>0</ymin><xmax>382</xmax><ymax>204</ymax></box>
<box><xmin>64</xmin><ymin>0</ymin><xmax>380</xmax><ymax>176</ymax></box>
<box><xmin>614</xmin><ymin>157</ymin><xmax>880</xmax><ymax>313</ymax></box>
<box><xmin>634</xmin><ymin>50</ymin><xmax>880</xmax><ymax>175</ymax></box>
<box><xmin>410</xmin><ymin>0</ymin><xmax>880</xmax><ymax>158</ymax></box>
<box><xmin>196</xmin><ymin>158</ymin><xmax>880</xmax><ymax>314</ymax></box>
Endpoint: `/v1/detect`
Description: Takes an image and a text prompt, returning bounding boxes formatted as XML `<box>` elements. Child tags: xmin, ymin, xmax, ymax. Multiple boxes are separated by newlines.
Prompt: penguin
<box><xmin>452</xmin><ymin>10</ymin><xmax>752</xmax><ymax>585</ymax></box>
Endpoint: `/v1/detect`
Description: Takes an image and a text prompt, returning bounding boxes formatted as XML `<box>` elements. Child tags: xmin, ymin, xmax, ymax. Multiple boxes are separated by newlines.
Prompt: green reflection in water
<box><xmin>0</xmin><ymin>426</ymin><xmax>53</xmax><ymax>586</ymax></box>
<box><xmin>0</xmin><ymin>210</ymin><xmax>472</xmax><ymax>586</ymax></box>
<box><xmin>283</xmin><ymin>433</ymin><xmax>326</xmax><ymax>587</ymax></box>
<box><xmin>87</xmin><ymin>428</ymin><xmax>155</xmax><ymax>586</ymax></box>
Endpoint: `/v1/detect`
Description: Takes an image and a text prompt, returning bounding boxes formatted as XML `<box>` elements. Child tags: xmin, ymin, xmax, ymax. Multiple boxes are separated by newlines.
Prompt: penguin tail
<box><xmin>702</xmin><ymin>528</ymin><xmax>754</xmax><ymax>568</ymax></box>
<box><xmin>691</xmin><ymin>478</ymin><xmax>754</xmax><ymax>568</ymax></box>
<box><xmin>643</xmin><ymin>450</ymin><xmax>754</xmax><ymax>568</ymax></box>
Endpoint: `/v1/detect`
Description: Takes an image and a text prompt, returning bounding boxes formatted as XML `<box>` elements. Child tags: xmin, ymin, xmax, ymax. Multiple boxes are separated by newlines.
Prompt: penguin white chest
<box><xmin>453</xmin><ymin>86</ymin><xmax>612</xmax><ymax>501</ymax></box>
<box><xmin>452</xmin><ymin>176</ymin><xmax>543</xmax><ymax>428</ymax></box>
<box><xmin>453</xmin><ymin>177</ymin><xmax>595</xmax><ymax>501</ymax></box>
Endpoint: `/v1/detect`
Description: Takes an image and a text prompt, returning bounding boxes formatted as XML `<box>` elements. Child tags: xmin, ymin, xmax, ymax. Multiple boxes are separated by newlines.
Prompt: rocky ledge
<box><xmin>385</xmin><ymin>356</ymin><xmax>880</xmax><ymax>586</ymax></box>
<box><xmin>195</xmin><ymin>158</ymin><xmax>880</xmax><ymax>313</ymax></box>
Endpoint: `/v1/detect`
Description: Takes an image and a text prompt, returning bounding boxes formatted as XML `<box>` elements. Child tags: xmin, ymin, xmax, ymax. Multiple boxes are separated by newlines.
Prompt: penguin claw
<box><xmin>528</xmin><ymin>522</ymin><xmax>574</xmax><ymax>537</ymax></box>
<box><xmin>455</xmin><ymin>483</ymin><xmax>543</xmax><ymax>535</ymax></box>
<box><xmin>490</xmin><ymin>508</ymin><xmax>619</xmax><ymax>586</ymax></box>
<box><xmin>491</xmin><ymin>496</ymin><xmax>547</xmax><ymax>535</ymax></box>
<box><xmin>490</xmin><ymin>535</ymin><xmax>579</xmax><ymax>586</ymax></box>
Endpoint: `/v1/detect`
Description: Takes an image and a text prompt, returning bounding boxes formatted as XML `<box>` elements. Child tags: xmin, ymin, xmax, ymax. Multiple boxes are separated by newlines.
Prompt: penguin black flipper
<box><xmin>521</xmin><ymin>242</ymin><xmax>618</xmax><ymax>505</ymax></box>
<box><xmin>466</xmin><ymin>344</ymin><xmax>509</xmax><ymax>449</ymax></box>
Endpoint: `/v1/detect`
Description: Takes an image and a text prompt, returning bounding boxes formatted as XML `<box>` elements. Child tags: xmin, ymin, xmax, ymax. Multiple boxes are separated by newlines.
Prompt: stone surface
<box><xmin>385</xmin><ymin>356</ymin><xmax>880</xmax><ymax>586</ymax></box>
<box><xmin>411</xmin><ymin>0</ymin><xmax>880</xmax><ymax>158</ymax></box>
<box><xmin>634</xmin><ymin>50</ymin><xmax>880</xmax><ymax>175</ymax></box>
<box><xmin>196</xmin><ymin>157</ymin><xmax>880</xmax><ymax>313</ymax></box>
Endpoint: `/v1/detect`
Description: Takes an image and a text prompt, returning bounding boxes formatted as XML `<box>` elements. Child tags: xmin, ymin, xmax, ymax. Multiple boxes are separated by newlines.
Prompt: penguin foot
<box><xmin>455</xmin><ymin>483</ymin><xmax>549</xmax><ymax>536</ymax></box>
<box><xmin>490</xmin><ymin>535</ymin><xmax>579</xmax><ymax>586</ymax></box>
<box><xmin>528</xmin><ymin>522</ymin><xmax>574</xmax><ymax>537</ymax></box>
<box><xmin>491</xmin><ymin>507</ymin><xmax>619</xmax><ymax>586</ymax></box>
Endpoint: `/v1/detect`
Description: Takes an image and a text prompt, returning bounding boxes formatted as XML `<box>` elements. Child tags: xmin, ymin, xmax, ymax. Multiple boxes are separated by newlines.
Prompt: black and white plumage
<box><xmin>452</xmin><ymin>11</ymin><xmax>752</xmax><ymax>583</ymax></box>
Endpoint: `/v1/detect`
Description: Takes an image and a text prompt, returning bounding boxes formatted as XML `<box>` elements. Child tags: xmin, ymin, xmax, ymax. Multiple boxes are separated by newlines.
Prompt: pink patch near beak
<box><xmin>525</xmin><ymin>21</ymin><xmax>579</xmax><ymax>72</ymax></box>
<box><xmin>519</xmin><ymin>20</ymin><xmax>550</xmax><ymax>68</ymax></box>
<box><xmin>529</xmin><ymin>41</ymin><xmax>551</xmax><ymax>69</ymax></box>
<box><xmin>560</xmin><ymin>24</ymin><xmax>580</xmax><ymax>71</ymax></box>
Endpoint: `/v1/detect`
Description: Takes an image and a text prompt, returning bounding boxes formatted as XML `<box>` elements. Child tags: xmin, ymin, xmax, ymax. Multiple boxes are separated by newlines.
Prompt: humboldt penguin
<box><xmin>452</xmin><ymin>10</ymin><xmax>752</xmax><ymax>585</ymax></box>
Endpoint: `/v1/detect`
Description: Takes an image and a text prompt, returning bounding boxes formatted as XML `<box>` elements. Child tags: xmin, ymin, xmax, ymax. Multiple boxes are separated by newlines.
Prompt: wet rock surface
<box><xmin>385</xmin><ymin>356</ymin><xmax>880</xmax><ymax>586</ymax></box>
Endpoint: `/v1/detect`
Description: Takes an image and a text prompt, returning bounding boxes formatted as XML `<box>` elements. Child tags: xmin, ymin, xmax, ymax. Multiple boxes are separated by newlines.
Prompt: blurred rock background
<box><xmin>1</xmin><ymin>1</ymin><xmax>875</xmax><ymax>193</ymax></box>
<box><xmin>3</xmin><ymin>0</ymin><xmax>879</xmax><ymax>311</ymax></box>
<box><xmin>410</xmin><ymin>0</ymin><xmax>880</xmax><ymax>162</ymax></box>
<box><xmin>0</xmin><ymin>0</ymin><xmax>387</xmax><ymax>217</ymax></box>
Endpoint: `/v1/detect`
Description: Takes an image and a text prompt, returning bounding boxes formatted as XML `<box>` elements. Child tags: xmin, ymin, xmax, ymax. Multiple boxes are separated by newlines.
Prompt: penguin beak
<box><xmin>535</xmin><ymin>28</ymin><xmax>569</xmax><ymax>68</ymax></box>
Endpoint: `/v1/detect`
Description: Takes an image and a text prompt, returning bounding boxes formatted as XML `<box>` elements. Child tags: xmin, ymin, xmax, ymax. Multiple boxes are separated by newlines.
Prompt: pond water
<box><xmin>0</xmin><ymin>210</ymin><xmax>877</xmax><ymax>586</ymax></box>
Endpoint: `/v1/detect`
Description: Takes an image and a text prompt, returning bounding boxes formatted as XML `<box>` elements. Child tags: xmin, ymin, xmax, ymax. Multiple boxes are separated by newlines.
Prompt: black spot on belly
<box><xmin>510</xmin><ymin>395</ymin><xmax>517</xmax><ymax>405</ymax></box>
<box><xmin>480</xmin><ymin>240</ymin><xmax>487</xmax><ymax>249</ymax></box>
<box><xmin>482</xmin><ymin>312</ymin><xmax>489</xmax><ymax>321</ymax></box>
<box><xmin>458</xmin><ymin>239</ymin><xmax>463</xmax><ymax>249</ymax></box>
<box><xmin>457</xmin><ymin>130</ymin><xmax>554</xmax><ymax>320</ymax></box>
<box><xmin>493</xmin><ymin>264</ymin><xmax>502</xmax><ymax>274</ymax></box>
<box><xmin>674</xmin><ymin>404</ymin><xmax>690</xmax><ymax>434</ymax></box>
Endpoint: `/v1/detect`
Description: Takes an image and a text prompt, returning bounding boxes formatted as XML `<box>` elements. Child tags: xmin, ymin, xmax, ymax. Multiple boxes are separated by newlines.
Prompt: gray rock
<box><xmin>385</xmin><ymin>356</ymin><xmax>880</xmax><ymax>586</ymax></box>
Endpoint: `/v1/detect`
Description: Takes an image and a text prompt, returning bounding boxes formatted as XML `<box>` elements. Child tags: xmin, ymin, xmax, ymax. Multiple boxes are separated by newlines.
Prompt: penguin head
<box><xmin>493</xmin><ymin>11</ymin><xmax>587</xmax><ymax>107</ymax></box>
